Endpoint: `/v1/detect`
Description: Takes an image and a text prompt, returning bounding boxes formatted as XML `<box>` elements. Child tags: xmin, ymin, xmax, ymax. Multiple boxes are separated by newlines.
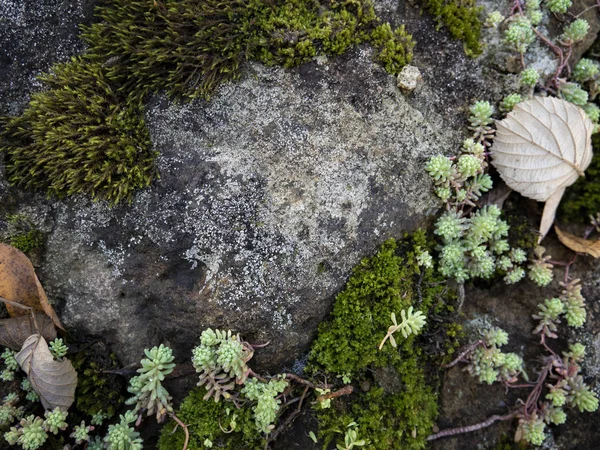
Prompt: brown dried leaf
<box><xmin>555</xmin><ymin>226</ymin><xmax>600</xmax><ymax>258</ymax></box>
<box><xmin>491</xmin><ymin>97</ymin><xmax>594</xmax><ymax>240</ymax></box>
<box><xmin>0</xmin><ymin>243</ymin><xmax>64</xmax><ymax>330</ymax></box>
<box><xmin>15</xmin><ymin>334</ymin><xmax>77</xmax><ymax>411</ymax></box>
<box><xmin>0</xmin><ymin>313</ymin><xmax>56</xmax><ymax>350</ymax></box>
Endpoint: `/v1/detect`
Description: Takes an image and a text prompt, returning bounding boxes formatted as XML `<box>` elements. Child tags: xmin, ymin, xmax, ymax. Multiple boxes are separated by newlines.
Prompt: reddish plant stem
<box><xmin>283</xmin><ymin>373</ymin><xmax>317</xmax><ymax>389</ymax></box>
<box><xmin>316</xmin><ymin>385</ymin><xmax>353</xmax><ymax>402</ymax></box>
<box><xmin>248</xmin><ymin>369</ymin><xmax>269</xmax><ymax>383</ymax></box>
<box><xmin>297</xmin><ymin>386</ymin><xmax>310</xmax><ymax>412</ymax></box>
<box><xmin>426</xmin><ymin>412</ymin><xmax>517</xmax><ymax>441</ymax></box>
<box><xmin>532</xmin><ymin>28</ymin><xmax>570</xmax><ymax>89</ymax></box>
<box><xmin>442</xmin><ymin>340</ymin><xmax>484</xmax><ymax>369</ymax></box>
<box><xmin>574</xmin><ymin>1</ymin><xmax>600</xmax><ymax>18</ymax></box>
<box><xmin>170</xmin><ymin>413</ymin><xmax>190</xmax><ymax>450</ymax></box>
<box><xmin>539</xmin><ymin>333</ymin><xmax>558</xmax><ymax>357</ymax></box>
<box><xmin>523</xmin><ymin>361</ymin><xmax>553</xmax><ymax>418</ymax></box>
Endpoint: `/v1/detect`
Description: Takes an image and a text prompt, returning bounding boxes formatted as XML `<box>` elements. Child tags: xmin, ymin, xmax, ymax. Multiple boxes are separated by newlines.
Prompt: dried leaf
<box><xmin>0</xmin><ymin>243</ymin><xmax>64</xmax><ymax>330</ymax></box>
<box><xmin>555</xmin><ymin>226</ymin><xmax>600</xmax><ymax>258</ymax></box>
<box><xmin>15</xmin><ymin>334</ymin><xmax>77</xmax><ymax>411</ymax></box>
<box><xmin>0</xmin><ymin>313</ymin><xmax>56</xmax><ymax>350</ymax></box>
<box><xmin>491</xmin><ymin>97</ymin><xmax>594</xmax><ymax>240</ymax></box>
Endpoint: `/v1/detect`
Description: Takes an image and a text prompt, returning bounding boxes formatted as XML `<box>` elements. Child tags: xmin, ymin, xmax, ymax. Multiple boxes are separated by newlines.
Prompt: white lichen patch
<box><xmin>35</xmin><ymin>48</ymin><xmax>460</xmax><ymax>362</ymax></box>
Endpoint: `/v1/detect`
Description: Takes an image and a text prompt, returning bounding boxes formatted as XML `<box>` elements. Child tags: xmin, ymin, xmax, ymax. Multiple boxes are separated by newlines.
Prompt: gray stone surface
<box><xmin>36</xmin><ymin>47</ymin><xmax>467</xmax><ymax>368</ymax></box>
<box><xmin>0</xmin><ymin>0</ymin><xmax>97</xmax><ymax>116</ymax></box>
<box><xmin>0</xmin><ymin>0</ymin><xmax>495</xmax><ymax>370</ymax></box>
<box><xmin>2</xmin><ymin>1</ymin><xmax>600</xmax><ymax>448</ymax></box>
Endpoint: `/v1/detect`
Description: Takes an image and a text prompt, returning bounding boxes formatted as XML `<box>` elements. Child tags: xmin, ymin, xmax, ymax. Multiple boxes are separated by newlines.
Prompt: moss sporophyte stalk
<box><xmin>0</xmin><ymin>0</ymin><xmax>415</xmax><ymax>204</ymax></box>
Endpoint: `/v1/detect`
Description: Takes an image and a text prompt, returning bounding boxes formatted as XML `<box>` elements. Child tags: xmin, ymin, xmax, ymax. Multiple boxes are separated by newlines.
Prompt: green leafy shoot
<box><xmin>378</xmin><ymin>307</ymin><xmax>426</xmax><ymax>350</ymax></box>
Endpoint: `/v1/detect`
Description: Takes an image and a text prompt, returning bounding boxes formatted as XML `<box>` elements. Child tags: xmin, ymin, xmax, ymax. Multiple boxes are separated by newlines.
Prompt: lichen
<box><xmin>416</xmin><ymin>0</ymin><xmax>483</xmax><ymax>57</ymax></box>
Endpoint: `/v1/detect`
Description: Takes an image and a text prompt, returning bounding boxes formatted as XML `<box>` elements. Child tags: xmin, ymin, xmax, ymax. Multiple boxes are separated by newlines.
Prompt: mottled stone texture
<box><xmin>0</xmin><ymin>0</ymin><xmax>488</xmax><ymax>369</ymax></box>
<box><xmin>2</xmin><ymin>1</ymin><xmax>600</xmax><ymax>449</ymax></box>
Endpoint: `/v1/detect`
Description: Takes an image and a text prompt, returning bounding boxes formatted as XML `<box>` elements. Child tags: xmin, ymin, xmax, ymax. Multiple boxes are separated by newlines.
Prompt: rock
<box><xmin>430</xmin><ymin>219</ymin><xmax>600</xmax><ymax>450</ymax></box>
<box><xmin>397</xmin><ymin>64</ymin><xmax>422</xmax><ymax>92</ymax></box>
<box><xmin>0</xmin><ymin>0</ymin><xmax>97</xmax><ymax>116</ymax></box>
<box><xmin>1</xmin><ymin>1</ymin><xmax>600</xmax><ymax>449</ymax></box>
<box><xmin>0</xmin><ymin>0</ymin><xmax>495</xmax><ymax>369</ymax></box>
<box><xmin>37</xmin><ymin>48</ymin><xmax>466</xmax><ymax>369</ymax></box>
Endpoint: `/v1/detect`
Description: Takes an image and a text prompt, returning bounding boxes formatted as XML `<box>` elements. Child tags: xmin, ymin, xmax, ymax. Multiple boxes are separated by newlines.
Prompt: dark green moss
<box><xmin>370</xmin><ymin>23</ymin><xmax>415</xmax><ymax>74</ymax></box>
<box><xmin>1</xmin><ymin>58</ymin><xmax>157</xmax><ymax>205</ymax></box>
<box><xmin>82</xmin><ymin>0</ymin><xmax>413</xmax><ymax>100</ymax></box>
<box><xmin>9</xmin><ymin>230</ymin><xmax>44</xmax><ymax>254</ymax></box>
<box><xmin>308</xmin><ymin>231</ymin><xmax>453</xmax><ymax>450</ymax></box>
<box><xmin>317</xmin><ymin>384</ymin><xmax>438</xmax><ymax>450</ymax></box>
<box><xmin>416</xmin><ymin>0</ymin><xmax>483</xmax><ymax>57</ymax></box>
<box><xmin>158</xmin><ymin>388</ymin><xmax>262</xmax><ymax>450</ymax></box>
<box><xmin>559</xmin><ymin>133</ymin><xmax>600</xmax><ymax>223</ymax></box>
<box><xmin>1</xmin><ymin>214</ymin><xmax>45</xmax><ymax>254</ymax></box>
<box><xmin>70</xmin><ymin>344</ymin><xmax>126</xmax><ymax>420</ymax></box>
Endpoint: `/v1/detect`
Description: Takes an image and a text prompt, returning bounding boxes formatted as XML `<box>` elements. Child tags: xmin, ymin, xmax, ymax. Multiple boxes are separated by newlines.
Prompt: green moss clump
<box><xmin>71</xmin><ymin>345</ymin><xmax>126</xmax><ymax>420</ymax></box>
<box><xmin>559</xmin><ymin>133</ymin><xmax>600</xmax><ymax>223</ymax></box>
<box><xmin>308</xmin><ymin>231</ymin><xmax>450</xmax><ymax>450</ymax></box>
<box><xmin>1</xmin><ymin>58</ymin><xmax>157</xmax><ymax>205</ymax></box>
<box><xmin>9</xmin><ymin>230</ymin><xmax>44</xmax><ymax>254</ymax></box>
<box><xmin>158</xmin><ymin>388</ymin><xmax>262</xmax><ymax>450</ymax></box>
<box><xmin>370</xmin><ymin>23</ymin><xmax>415</xmax><ymax>74</ymax></box>
<box><xmin>318</xmin><ymin>384</ymin><xmax>438</xmax><ymax>450</ymax></box>
<box><xmin>0</xmin><ymin>214</ymin><xmax>45</xmax><ymax>254</ymax></box>
<box><xmin>417</xmin><ymin>0</ymin><xmax>483</xmax><ymax>57</ymax></box>
<box><xmin>82</xmin><ymin>0</ymin><xmax>413</xmax><ymax>101</ymax></box>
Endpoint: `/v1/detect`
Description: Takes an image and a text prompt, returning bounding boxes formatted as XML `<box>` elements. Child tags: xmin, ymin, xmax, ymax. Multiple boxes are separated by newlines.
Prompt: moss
<box><xmin>1</xmin><ymin>0</ymin><xmax>414</xmax><ymax>204</ymax></box>
<box><xmin>416</xmin><ymin>0</ymin><xmax>483</xmax><ymax>57</ymax></box>
<box><xmin>442</xmin><ymin>321</ymin><xmax>463</xmax><ymax>361</ymax></box>
<box><xmin>370</xmin><ymin>23</ymin><xmax>415</xmax><ymax>74</ymax></box>
<box><xmin>70</xmin><ymin>343</ymin><xmax>126</xmax><ymax>420</ymax></box>
<box><xmin>317</xmin><ymin>384</ymin><xmax>438</xmax><ymax>450</ymax></box>
<box><xmin>308</xmin><ymin>231</ymin><xmax>453</xmax><ymax>450</ymax></box>
<box><xmin>1</xmin><ymin>214</ymin><xmax>45</xmax><ymax>254</ymax></box>
<box><xmin>559</xmin><ymin>133</ymin><xmax>600</xmax><ymax>223</ymax></box>
<box><xmin>506</xmin><ymin>213</ymin><xmax>538</xmax><ymax>252</ymax></box>
<box><xmin>158</xmin><ymin>388</ymin><xmax>262</xmax><ymax>450</ymax></box>
<box><xmin>0</xmin><ymin>214</ymin><xmax>45</xmax><ymax>254</ymax></box>
<box><xmin>82</xmin><ymin>0</ymin><xmax>412</xmax><ymax>100</ymax></box>
<box><xmin>9</xmin><ymin>230</ymin><xmax>44</xmax><ymax>254</ymax></box>
<box><xmin>1</xmin><ymin>58</ymin><xmax>157</xmax><ymax>205</ymax></box>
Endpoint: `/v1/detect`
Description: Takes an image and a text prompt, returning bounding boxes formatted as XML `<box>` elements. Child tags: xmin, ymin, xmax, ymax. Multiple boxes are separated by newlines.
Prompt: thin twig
<box><xmin>316</xmin><ymin>385</ymin><xmax>353</xmax><ymax>402</ymax></box>
<box><xmin>297</xmin><ymin>386</ymin><xmax>310</xmax><ymax>413</ymax></box>
<box><xmin>426</xmin><ymin>412</ymin><xmax>517</xmax><ymax>441</ymax></box>
<box><xmin>169</xmin><ymin>413</ymin><xmax>189</xmax><ymax>450</ymax></box>
<box><xmin>457</xmin><ymin>283</ymin><xmax>465</xmax><ymax>312</ymax></box>
<box><xmin>0</xmin><ymin>296</ymin><xmax>41</xmax><ymax>334</ymax></box>
<box><xmin>573</xmin><ymin>0</ymin><xmax>600</xmax><ymax>18</ymax></box>
<box><xmin>283</xmin><ymin>373</ymin><xmax>317</xmax><ymax>389</ymax></box>
<box><xmin>442</xmin><ymin>340</ymin><xmax>484</xmax><ymax>369</ymax></box>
